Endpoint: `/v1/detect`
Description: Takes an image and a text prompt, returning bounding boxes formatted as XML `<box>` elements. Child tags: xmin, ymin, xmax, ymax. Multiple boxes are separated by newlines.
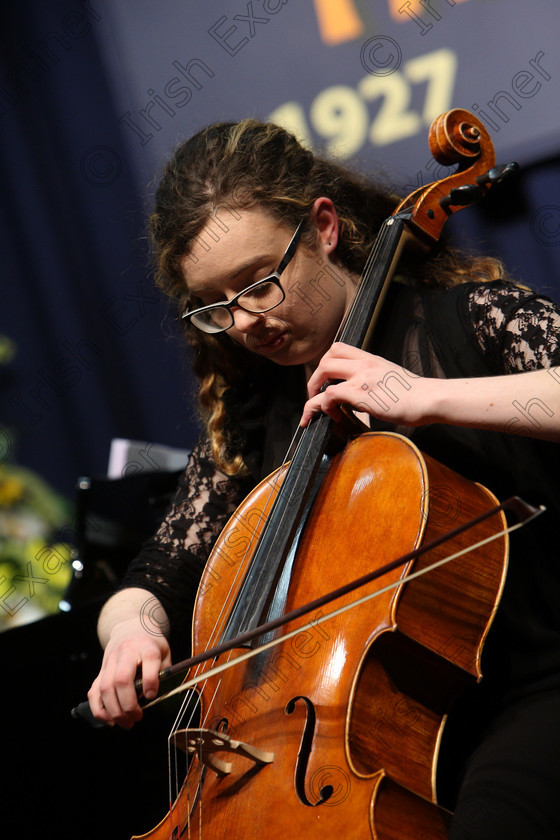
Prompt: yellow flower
<box><xmin>0</xmin><ymin>476</ymin><xmax>25</xmax><ymax>506</ymax></box>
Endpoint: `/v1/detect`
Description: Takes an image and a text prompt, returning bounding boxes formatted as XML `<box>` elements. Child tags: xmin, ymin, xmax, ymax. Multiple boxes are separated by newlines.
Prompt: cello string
<box><xmin>162</xmin><ymin>220</ymin><xmax>406</xmax><ymax>822</ymax></box>
<box><xmin>171</xmin><ymin>420</ymin><xmax>308</xmax><ymax>734</ymax></box>
<box><xmin>162</xmin><ymin>420</ymin><xmax>311</xmax><ymax>835</ymax></box>
<box><xmin>169</xmin><ymin>220</ymin><xmax>388</xmax><ymax>736</ymax></box>
<box><xmin>163</xmin><ymin>463</ymin><xmax>296</xmax><ymax>828</ymax></box>
<box><xmin>198</xmin><ymin>220</ymin><xmax>397</xmax><ymax>648</ymax></box>
<box><xmin>190</xmin><ymin>219</ymin><xmax>388</xmax><ymax>666</ymax></box>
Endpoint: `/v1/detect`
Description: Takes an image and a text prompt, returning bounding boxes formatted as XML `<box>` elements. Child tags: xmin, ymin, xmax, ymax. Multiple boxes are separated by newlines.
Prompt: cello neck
<box><xmin>335</xmin><ymin>211</ymin><xmax>414</xmax><ymax>350</ymax></box>
<box><xmin>220</xmin><ymin>214</ymin><xmax>414</xmax><ymax>643</ymax></box>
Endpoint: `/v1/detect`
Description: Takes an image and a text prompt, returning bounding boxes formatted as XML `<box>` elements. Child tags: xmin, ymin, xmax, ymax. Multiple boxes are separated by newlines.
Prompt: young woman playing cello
<box><xmin>88</xmin><ymin>119</ymin><xmax>560</xmax><ymax>839</ymax></box>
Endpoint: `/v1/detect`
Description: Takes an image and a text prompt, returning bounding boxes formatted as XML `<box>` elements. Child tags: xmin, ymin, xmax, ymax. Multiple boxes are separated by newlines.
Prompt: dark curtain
<box><xmin>1</xmin><ymin>0</ymin><xmax>198</xmax><ymax>502</ymax></box>
<box><xmin>1</xmin><ymin>7</ymin><xmax>198</xmax><ymax>836</ymax></box>
<box><xmin>447</xmin><ymin>155</ymin><xmax>560</xmax><ymax>302</ymax></box>
<box><xmin>1</xmin><ymin>2</ymin><xmax>559</xmax><ymax>503</ymax></box>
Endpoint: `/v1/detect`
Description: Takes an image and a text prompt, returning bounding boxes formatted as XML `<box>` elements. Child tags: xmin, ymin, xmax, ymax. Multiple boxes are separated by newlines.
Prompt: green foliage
<box><xmin>0</xmin><ymin>336</ymin><xmax>74</xmax><ymax>629</ymax></box>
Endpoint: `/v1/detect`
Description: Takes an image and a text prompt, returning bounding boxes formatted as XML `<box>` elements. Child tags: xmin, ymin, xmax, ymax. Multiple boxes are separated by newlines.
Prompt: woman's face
<box><xmin>181</xmin><ymin>202</ymin><xmax>358</xmax><ymax>372</ymax></box>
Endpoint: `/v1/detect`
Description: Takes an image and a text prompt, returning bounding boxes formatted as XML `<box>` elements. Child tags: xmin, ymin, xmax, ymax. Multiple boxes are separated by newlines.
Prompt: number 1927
<box><xmin>269</xmin><ymin>47</ymin><xmax>457</xmax><ymax>158</ymax></box>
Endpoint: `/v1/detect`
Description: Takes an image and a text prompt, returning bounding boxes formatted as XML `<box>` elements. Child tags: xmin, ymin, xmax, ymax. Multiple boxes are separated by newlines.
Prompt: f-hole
<box><xmin>285</xmin><ymin>695</ymin><xmax>333</xmax><ymax>806</ymax></box>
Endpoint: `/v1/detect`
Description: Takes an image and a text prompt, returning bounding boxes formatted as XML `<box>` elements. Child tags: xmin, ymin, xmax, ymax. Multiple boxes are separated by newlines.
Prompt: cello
<box><xmin>129</xmin><ymin>110</ymin><xmax>525</xmax><ymax>838</ymax></box>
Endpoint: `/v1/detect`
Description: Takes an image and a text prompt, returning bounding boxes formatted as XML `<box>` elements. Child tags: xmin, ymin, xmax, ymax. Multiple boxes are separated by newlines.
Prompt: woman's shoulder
<box><xmin>447</xmin><ymin>280</ymin><xmax>560</xmax><ymax>372</ymax></box>
<box><xmin>421</xmin><ymin>278</ymin><xmax>559</xmax><ymax>331</ymax></box>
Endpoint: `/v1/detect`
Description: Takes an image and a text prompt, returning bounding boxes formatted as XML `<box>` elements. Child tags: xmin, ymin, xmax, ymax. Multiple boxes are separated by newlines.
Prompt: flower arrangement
<box><xmin>0</xmin><ymin>335</ymin><xmax>73</xmax><ymax>630</ymax></box>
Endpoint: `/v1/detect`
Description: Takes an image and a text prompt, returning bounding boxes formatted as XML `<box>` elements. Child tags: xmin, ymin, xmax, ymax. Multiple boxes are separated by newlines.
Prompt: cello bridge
<box><xmin>171</xmin><ymin>728</ymin><xmax>275</xmax><ymax>777</ymax></box>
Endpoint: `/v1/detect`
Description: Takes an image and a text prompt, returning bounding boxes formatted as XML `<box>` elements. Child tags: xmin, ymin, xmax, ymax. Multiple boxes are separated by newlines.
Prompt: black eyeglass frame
<box><xmin>182</xmin><ymin>219</ymin><xmax>305</xmax><ymax>334</ymax></box>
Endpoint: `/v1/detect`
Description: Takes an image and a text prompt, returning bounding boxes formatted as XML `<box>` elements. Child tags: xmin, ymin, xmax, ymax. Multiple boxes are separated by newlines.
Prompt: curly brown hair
<box><xmin>149</xmin><ymin>119</ymin><xmax>504</xmax><ymax>474</ymax></box>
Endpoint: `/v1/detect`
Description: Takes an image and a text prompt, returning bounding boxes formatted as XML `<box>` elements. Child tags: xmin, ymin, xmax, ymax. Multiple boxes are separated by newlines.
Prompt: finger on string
<box><xmin>329</xmin><ymin>341</ymin><xmax>368</xmax><ymax>357</ymax></box>
<box><xmin>300</xmin><ymin>398</ymin><xmax>343</xmax><ymax>427</ymax></box>
<box><xmin>308</xmin><ymin>365</ymin><xmax>360</xmax><ymax>396</ymax></box>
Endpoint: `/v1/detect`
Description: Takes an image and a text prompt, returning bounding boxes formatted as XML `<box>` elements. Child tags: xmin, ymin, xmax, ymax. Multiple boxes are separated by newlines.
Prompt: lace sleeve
<box><xmin>467</xmin><ymin>284</ymin><xmax>560</xmax><ymax>373</ymax></box>
<box><xmin>119</xmin><ymin>433</ymin><xmax>253</xmax><ymax>646</ymax></box>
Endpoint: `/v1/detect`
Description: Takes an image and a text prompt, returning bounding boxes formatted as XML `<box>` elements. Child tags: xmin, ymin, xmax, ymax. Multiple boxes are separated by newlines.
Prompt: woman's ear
<box><xmin>311</xmin><ymin>197</ymin><xmax>339</xmax><ymax>255</ymax></box>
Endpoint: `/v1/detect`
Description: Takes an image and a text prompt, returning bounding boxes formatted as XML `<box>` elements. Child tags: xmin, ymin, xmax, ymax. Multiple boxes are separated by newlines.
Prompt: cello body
<box><xmin>136</xmin><ymin>432</ymin><xmax>508</xmax><ymax>840</ymax></box>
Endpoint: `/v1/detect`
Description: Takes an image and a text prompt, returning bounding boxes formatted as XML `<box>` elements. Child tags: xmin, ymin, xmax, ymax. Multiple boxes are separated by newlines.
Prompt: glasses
<box><xmin>182</xmin><ymin>219</ymin><xmax>305</xmax><ymax>334</ymax></box>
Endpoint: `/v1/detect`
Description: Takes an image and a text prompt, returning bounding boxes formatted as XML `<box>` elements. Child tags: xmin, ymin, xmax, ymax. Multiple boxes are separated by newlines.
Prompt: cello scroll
<box><xmin>394</xmin><ymin>108</ymin><xmax>517</xmax><ymax>244</ymax></box>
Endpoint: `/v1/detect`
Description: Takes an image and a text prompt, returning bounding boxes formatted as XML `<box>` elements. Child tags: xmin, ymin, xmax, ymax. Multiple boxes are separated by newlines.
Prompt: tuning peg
<box><xmin>439</xmin><ymin>183</ymin><xmax>483</xmax><ymax>211</ymax></box>
<box><xmin>476</xmin><ymin>162</ymin><xmax>519</xmax><ymax>187</ymax></box>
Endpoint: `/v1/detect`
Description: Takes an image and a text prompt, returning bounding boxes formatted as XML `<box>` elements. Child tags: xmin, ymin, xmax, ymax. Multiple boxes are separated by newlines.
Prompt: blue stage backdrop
<box><xmin>2</xmin><ymin>0</ymin><xmax>560</xmax><ymax>504</ymax></box>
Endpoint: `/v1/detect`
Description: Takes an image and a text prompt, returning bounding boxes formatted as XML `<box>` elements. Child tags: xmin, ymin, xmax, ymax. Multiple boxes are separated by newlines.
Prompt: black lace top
<box><xmin>467</xmin><ymin>283</ymin><xmax>560</xmax><ymax>371</ymax></box>
<box><xmin>121</xmin><ymin>281</ymin><xmax>560</xmax><ymax>688</ymax></box>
